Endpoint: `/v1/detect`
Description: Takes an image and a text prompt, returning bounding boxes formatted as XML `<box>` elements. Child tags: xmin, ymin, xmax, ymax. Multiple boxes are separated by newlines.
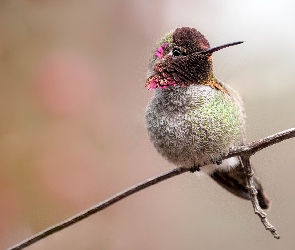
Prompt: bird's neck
<box><xmin>201</xmin><ymin>74</ymin><xmax>228</xmax><ymax>94</ymax></box>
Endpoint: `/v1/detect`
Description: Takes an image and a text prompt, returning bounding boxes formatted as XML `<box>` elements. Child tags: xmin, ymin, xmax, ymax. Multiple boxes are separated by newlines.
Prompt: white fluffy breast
<box><xmin>197</xmin><ymin>157</ymin><xmax>240</xmax><ymax>176</ymax></box>
<box><xmin>145</xmin><ymin>84</ymin><xmax>245</xmax><ymax>168</ymax></box>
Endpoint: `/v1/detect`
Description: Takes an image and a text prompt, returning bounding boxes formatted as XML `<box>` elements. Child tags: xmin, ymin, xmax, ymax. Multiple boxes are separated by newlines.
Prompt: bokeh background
<box><xmin>1</xmin><ymin>0</ymin><xmax>294</xmax><ymax>249</ymax></box>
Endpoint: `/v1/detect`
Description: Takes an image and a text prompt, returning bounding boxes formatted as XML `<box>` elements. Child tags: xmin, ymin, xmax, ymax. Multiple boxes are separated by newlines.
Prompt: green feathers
<box><xmin>188</xmin><ymin>87</ymin><xmax>243</xmax><ymax>155</ymax></box>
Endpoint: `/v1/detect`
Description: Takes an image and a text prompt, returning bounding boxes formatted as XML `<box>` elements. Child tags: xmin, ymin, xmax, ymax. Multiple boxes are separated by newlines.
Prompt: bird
<box><xmin>145</xmin><ymin>27</ymin><xmax>270</xmax><ymax>209</ymax></box>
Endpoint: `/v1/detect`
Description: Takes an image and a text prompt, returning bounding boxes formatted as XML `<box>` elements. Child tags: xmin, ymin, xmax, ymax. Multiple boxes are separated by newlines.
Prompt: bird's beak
<box><xmin>197</xmin><ymin>41</ymin><xmax>244</xmax><ymax>55</ymax></box>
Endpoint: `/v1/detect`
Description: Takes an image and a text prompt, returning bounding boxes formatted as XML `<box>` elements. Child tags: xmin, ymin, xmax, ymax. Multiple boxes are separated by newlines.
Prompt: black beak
<box><xmin>197</xmin><ymin>41</ymin><xmax>244</xmax><ymax>55</ymax></box>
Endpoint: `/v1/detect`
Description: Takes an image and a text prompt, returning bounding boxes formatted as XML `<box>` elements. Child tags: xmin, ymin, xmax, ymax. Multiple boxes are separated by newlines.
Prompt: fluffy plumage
<box><xmin>145</xmin><ymin>27</ymin><xmax>270</xmax><ymax>209</ymax></box>
<box><xmin>146</xmin><ymin>83</ymin><xmax>245</xmax><ymax>168</ymax></box>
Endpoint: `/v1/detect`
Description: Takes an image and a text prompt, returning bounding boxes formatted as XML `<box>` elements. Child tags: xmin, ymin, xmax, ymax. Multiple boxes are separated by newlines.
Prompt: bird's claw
<box><xmin>211</xmin><ymin>157</ymin><xmax>223</xmax><ymax>165</ymax></box>
<box><xmin>190</xmin><ymin>164</ymin><xmax>200</xmax><ymax>173</ymax></box>
<box><xmin>216</xmin><ymin>159</ymin><xmax>222</xmax><ymax>165</ymax></box>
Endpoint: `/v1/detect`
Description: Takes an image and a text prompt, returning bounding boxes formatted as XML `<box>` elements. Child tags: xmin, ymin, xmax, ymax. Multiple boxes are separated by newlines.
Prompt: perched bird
<box><xmin>145</xmin><ymin>27</ymin><xmax>270</xmax><ymax>209</ymax></box>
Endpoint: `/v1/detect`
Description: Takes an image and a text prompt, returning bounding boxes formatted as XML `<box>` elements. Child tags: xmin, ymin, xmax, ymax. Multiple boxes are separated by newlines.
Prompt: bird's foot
<box><xmin>216</xmin><ymin>159</ymin><xmax>222</xmax><ymax>165</ymax></box>
<box><xmin>190</xmin><ymin>164</ymin><xmax>201</xmax><ymax>173</ymax></box>
<box><xmin>211</xmin><ymin>156</ymin><xmax>223</xmax><ymax>165</ymax></box>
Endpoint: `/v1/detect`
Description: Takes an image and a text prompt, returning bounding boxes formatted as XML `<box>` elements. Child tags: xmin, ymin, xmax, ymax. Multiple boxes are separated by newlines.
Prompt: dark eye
<box><xmin>172</xmin><ymin>48</ymin><xmax>181</xmax><ymax>57</ymax></box>
<box><xmin>171</xmin><ymin>48</ymin><xmax>187</xmax><ymax>57</ymax></box>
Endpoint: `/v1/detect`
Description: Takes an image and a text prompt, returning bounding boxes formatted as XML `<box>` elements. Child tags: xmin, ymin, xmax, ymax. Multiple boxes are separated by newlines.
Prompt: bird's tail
<box><xmin>210</xmin><ymin>158</ymin><xmax>271</xmax><ymax>209</ymax></box>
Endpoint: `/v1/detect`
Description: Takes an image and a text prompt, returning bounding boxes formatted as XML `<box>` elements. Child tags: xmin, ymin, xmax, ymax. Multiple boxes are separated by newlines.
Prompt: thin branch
<box><xmin>226</xmin><ymin>128</ymin><xmax>295</xmax><ymax>159</ymax></box>
<box><xmin>240</xmin><ymin>155</ymin><xmax>280</xmax><ymax>239</ymax></box>
<box><xmin>8</xmin><ymin>128</ymin><xmax>295</xmax><ymax>250</ymax></box>
<box><xmin>8</xmin><ymin>168</ymin><xmax>190</xmax><ymax>250</ymax></box>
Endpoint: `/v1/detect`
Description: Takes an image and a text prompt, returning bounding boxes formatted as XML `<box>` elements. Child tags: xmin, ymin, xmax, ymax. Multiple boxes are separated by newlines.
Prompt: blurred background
<box><xmin>0</xmin><ymin>0</ymin><xmax>294</xmax><ymax>249</ymax></box>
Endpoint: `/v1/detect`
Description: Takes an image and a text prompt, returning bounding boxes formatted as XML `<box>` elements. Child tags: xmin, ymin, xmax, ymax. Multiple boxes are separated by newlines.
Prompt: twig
<box><xmin>8</xmin><ymin>168</ymin><xmax>190</xmax><ymax>250</ymax></box>
<box><xmin>226</xmin><ymin>128</ymin><xmax>295</xmax><ymax>159</ymax></box>
<box><xmin>240</xmin><ymin>155</ymin><xmax>280</xmax><ymax>239</ymax></box>
<box><xmin>8</xmin><ymin>128</ymin><xmax>295</xmax><ymax>249</ymax></box>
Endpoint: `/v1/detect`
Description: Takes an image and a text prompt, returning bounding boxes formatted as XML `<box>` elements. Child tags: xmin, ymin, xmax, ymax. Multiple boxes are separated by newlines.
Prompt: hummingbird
<box><xmin>145</xmin><ymin>27</ymin><xmax>270</xmax><ymax>209</ymax></box>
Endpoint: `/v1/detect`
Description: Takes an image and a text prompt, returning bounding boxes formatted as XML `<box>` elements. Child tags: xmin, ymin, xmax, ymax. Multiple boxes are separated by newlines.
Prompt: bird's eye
<box><xmin>172</xmin><ymin>48</ymin><xmax>181</xmax><ymax>57</ymax></box>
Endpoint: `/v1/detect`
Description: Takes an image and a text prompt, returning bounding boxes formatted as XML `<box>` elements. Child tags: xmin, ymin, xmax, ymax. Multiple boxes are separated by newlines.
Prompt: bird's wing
<box><xmin>210</xmin><ymin>160</ymin><xmax>271</xmax><ymax>209</ymax></box>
